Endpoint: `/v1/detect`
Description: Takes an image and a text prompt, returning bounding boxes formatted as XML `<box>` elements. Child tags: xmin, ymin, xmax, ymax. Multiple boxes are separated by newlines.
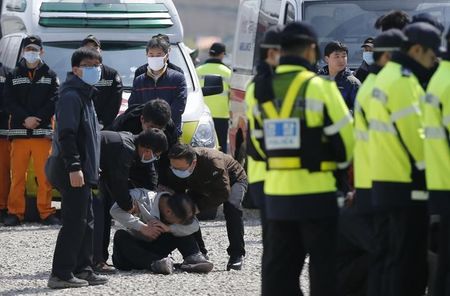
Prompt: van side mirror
<box><xmin>202</xmin><ymin>75</ymin><xmax>223</xmax><ymax>97</ymax></box>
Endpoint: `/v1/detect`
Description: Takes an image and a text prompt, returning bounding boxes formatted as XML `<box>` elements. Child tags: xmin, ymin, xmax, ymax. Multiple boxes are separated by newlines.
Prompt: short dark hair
<box><xmin>136</xmin><ymin>128</ymin><xmax>168</xmax><ymax>154</ymax></box>
<box><xmin>164</xmin><ymin>192</ymin><xmax>196</xmax><ymax>225</ymax></box>
<box><xmin>168</xmin><ymin>143</ymin><xmax>197</xmax><ymax>164</ymax></box>
<box><xmin>146</xmin><ymin>36</ymin><xmax>170</xmax><ymax>54</ymax></box>
<box><xmin>152</xmin><ymin>33</ymin><xmax>171</xmax><ymax>44</ymax></box>
<box><xmin>142</xmin><ymin>99</ymin><xmax>172</xmax><ymax>128</ymax></box>
<box><xmin>375</xmin><ymin>10</ymin><xmax>411</xmax><ymax>31</ymax></box>
<box><xmin>324</xmin><ymin>41</ymin><xmax>348</xmax><ymax>57</ymax></box>
<box><xmin>71</xmin><ymin>47</ymin><xmax>102</xmax><ymax>67</ymax></box>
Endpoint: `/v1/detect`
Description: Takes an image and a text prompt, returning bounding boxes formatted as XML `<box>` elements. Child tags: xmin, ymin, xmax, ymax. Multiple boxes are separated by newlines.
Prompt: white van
<box><xmin>0</xmin><ymin>0</ymin><xmax>219</xmax><ymax>147</ymax></box>
<box><xmin>228</xmin><ymin>0</ymin><xmax>450</xmax><ymax>163</ymax></box>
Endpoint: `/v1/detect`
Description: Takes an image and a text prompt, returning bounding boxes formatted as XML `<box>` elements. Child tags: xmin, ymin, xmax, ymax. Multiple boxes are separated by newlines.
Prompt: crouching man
<box><xmin>110</xmin><ymin>188</ymin><xmax>213</xmax><ymax>274</ymax></box>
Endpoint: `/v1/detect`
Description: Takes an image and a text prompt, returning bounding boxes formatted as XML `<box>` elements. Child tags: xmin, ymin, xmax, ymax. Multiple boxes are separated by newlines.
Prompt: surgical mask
<box><xmin>23</xmin><ymin>51</ymin><xmax>41</xmax><ymax>64</ymax></box>
<box><xmin>147</xmin><ymin>55</ymin><xmax>166</xmax><ymax>72</ymax></box>
<box><xmin>363</xmin><ymin>51</ymin><xmax>374</xmax><ymax>65</ymax></box>
<box><xmin>141</xmin><ymin>153</ymin><xmax>159</xmax><ymax>164</ymax></box>
<box><xmin>171</xmin><ymin>167</ymin><xmax>193</xmax><ymax>179</ymax></box>
<box><xmin>81</xmin><ymin>66</ymin><xmax>101</xmax><ymax>85</ymax></box>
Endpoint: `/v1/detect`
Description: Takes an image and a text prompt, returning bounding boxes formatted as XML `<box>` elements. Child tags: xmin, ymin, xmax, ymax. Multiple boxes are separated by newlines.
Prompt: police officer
<box><xmin>351</xmin><ymin>29</ymin><xmax>407</xmax><ymax>296</ymax></box>
<box><xmin>367</xmin><ymin>22</ymin><xmax>441</xmax><ymax>296</ymax></box>
<box><xmin>423</xmin><ymin>27</ymin><xmax>450</xmax><ymax>296</ymax></box>
<box><xmin>196</xmin><ymin>43</ymin><xmax>231</xmax><ymax>153</ymax></box>
<box><xmin>0</xmin><ymin>62</ymin><xmax>10</xmax><ymax>222</ymax></box>
<box><xmin>81</xmin><ymin>35</ymin><xmax>123</xmax><ymax>129</ymax></box>
<box><xmin>245</xmin><ymin>25</ymin><xmax>282</xmax><ymax>242</ymax></box>
<box><xmin>257</xmin><ymin>22</ymin><xmax>354</xmax><ymax>296</ymax></box>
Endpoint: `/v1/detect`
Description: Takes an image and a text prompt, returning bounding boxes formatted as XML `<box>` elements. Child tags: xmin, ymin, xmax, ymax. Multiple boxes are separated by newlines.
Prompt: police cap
<box><xmin>23</xmin><ymin>35</ymin><xmax>42</xmax><ymax>50</ymax></box>
<box><xmin>280</xmin><ymin>21</ymin><xmax>318</xmax><ymax>49</ymax></box>
<box><xmin>82</xmin><ymin>35</ymin><xmax>101</xmax><ymax>48</ymax></box>
<box><xmin>372</xmin><ymin>29</ymin><xmax>407</xmax><ymax>52</ymax></box>
<box><xmin>209</xmin><ymin>42</ymin><xmax>226</xmax><ymax>55</ymax></box>
<box><xmin>260</xmin><ymin>25</ymin><xmax>283</xmax><ymax>49</ymax></box>
<box><xmin>361</xmin><ymin>37</ymin><xmax>374</xmax><ymax>49</ymax></box>
<box><xmin>412</xmin><ymin>13</ymin><xmax>444</xmax><ymax>34</ymax></box>
<box><xmin>403</xmin><ymin>22</ymin><xmax>441</xmax><ymax>54</ymax></box>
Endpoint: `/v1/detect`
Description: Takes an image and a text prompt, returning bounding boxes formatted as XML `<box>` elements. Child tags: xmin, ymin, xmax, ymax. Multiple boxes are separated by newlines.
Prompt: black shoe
<box><xmin>180</xmin><ymin>253</ymin><xmax>214</xmax><ymax>273</ymax></box>
<box><xmin>47</xmin><ymin>275</ymin><xmax>88</xmax><ymax>289</ymax></box>
<box><xmin>42</xmin><ymin>214</ymin><xmax>61</xmax><ymax>226</ymax></box>
<box><xmin>4</xmin><ymin>214</ymin><xmax>20</xmax><ymax>226</ymax></box>
<box><xmin>74</xmin><ymin>271</ymin><xmax>108</xmax><ymax>286</ymax></box>
<box><xmin>93</xmin><ymin>262</ymin><xmax>117</xmax><ymax>275</ymax></box>
<box><xmin>227</xmin><ymin>256</ymin><xmax>243</xmax><ymax>271</ymax></box>
<box><xmin>0</xmin><ymin>209</ymin><xmax>7</xmax><ymax>223</ymax></box>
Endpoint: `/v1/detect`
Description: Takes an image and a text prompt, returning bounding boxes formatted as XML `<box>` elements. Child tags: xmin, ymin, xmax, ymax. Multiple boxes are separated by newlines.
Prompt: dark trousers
<box><xmin>368</xmin><ymin>211</ymin><xmax>390</xmax><ymax>296</ymax></box>
<box><xmin>45</xmin><ymin>157</ymin><xmax>94</xmax><ymax>280</ymax></box>
<box><xmin>112</xmin><ymin>230</ymin><xmax>199</xmax><ymax>270</ymax></box>
<box><xmin>337</xmin><ymin>206</ymin><xmax>374</xmax><ymax>296</ymax></box>
<box><xmin>213</xmin><ymin>118</ymin><xmax>228</xmax><ymax>153</ymax></box>
<box><xmin>92</xmin><ymin>179</ymin><xmax>113</xmax><ymax>264</ymax></box>
<box><xmin>433</xmin><ymin>215</ymin><xmax>450</xmax><ymax>296</ymax></box>
<box><xmin>249</xmin><ymin>181</ymin><xmax>267</xmax><ymax>244</ymax></box>
<box><xmin>385</xmin><ymin>203</ymin><xmax>429</xmax><ymax>296</ymax></box>
<box><xmin>194</xmin><ymin>201</ymin><xmax>245</xmax><ymax>257</ymax></box>
<box><xmin>261</xmin><ymin>217</ymin><xmax>338</xmax><ymax>296</ymax></box>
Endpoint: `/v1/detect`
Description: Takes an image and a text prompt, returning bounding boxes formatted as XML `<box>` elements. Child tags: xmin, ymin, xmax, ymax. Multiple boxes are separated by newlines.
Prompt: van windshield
<box><xmin>304</xmin><ymin>0</ymin><xmax>450</xmax><ymax>69</ymax></box>
<box><xmin>42</xmin><ymin>41</ymin><xmax>193</xmax><ymax>89</ymax></box>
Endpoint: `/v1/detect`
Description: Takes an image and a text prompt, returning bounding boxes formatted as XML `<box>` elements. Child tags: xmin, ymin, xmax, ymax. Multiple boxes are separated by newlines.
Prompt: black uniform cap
<box><xmin>412</xmin><ymin>13</ymin><xmax>444</xmax><ymax>34</ymax></box>
<box><xmin>23</xmin><ymin>35</ymin><xmax>42</xmax><ymax>49</ymax></box>
<box><xmin>361</xmin><ymin>37</ymin><xmax>374</xmax><ymax>48</ymax></box>
<box><xmin>403</xmin><ymin>22</ymin><xmax>442</xmax><ymax>54</ymax></box>
<box><xmin>209</xmin><ymin>42</ymin><xmax>226</xmax><ymax>55</ymax></box>
<box><xmin>373</xmin><ymin>29</ymin><xmax>407</xmax><ymax>52</ymax></box>
<box><xmin>280</xmin><ymin>21</ymin><xmax>318</xmax><ymax>48</ymax></box>
<box><xmin>260</xmin><ymin>25</ymin><xmax>283</xmax><ymax>49</ymax></box>
<box><xmin>81</xmin><ymin>35</ymin><xmax>101</xmax><ymax>48</ymax></box>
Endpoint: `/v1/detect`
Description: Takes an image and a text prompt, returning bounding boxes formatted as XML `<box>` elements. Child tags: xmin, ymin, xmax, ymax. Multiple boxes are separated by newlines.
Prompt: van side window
<box><xmin>254</xmin><ymin>0</ymin><xmax>281</xmax><ymax>67</ymax></box>
<box><xmin>285</xmin><ymin>2</ymin><xmax>295</xmax><ymax>24</ymax></box>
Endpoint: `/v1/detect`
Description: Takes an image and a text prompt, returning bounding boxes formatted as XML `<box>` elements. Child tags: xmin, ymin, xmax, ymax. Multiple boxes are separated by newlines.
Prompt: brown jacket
<box><xmin>168</xmin><ymin>147</ymin><xmax>247</xmax><ymax>211</ymax></box>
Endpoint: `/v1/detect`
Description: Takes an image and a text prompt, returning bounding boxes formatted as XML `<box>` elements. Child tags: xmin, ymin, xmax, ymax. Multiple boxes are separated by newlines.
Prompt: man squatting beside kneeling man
<box><xmin>111</xmin><ymin>188</ymin><xmax>214</xmax><ymax>274</ymax></box>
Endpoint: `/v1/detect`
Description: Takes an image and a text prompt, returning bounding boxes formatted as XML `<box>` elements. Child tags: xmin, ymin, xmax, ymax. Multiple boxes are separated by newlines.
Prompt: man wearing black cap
<box><xmin>196</xmin><ymin>42</ymin><xmax>231</xmax><ymax>153</ymax></box>
<box><xmin>3</xmin><ymin>35</ymin><xmax>60</xmax><ymax>226</ymax></box>
<box><xmin>245</xmin><ymin>25</ymin><xmax>282</xmax><ymax>246</ymax></box>
<box><xmin>354</xmin><ymin>37</ymin><xmax>374</xmax><ymax>83</ymax></box>
<box><xmin>423</xmin><ymin>27</ymin><xmax>450</xmax><ymax>296</ymax></box>
<box><xmin>349</xmin><ymin>29</ymin><xmax>407</xmax><ymax>296</ymax></box>
<box><xmin>257</xmin><ymin>22</ymin><xmax>354</xmax><ymax>296</ymax></box>
<box><xmin>367</xmin><ymin>22</ymin><xmax>441</xmax><ymax>296</ymax></box>
<box><xmin>82</xmin><ymin>35</ymin><xmax>123</xmax><ymax>129</ymax></box>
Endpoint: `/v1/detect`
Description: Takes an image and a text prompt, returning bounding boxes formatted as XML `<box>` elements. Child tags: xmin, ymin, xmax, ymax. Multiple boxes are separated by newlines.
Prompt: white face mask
<box><xmin>147</xmin><ymin>55</ymin><xmax>166</xmax><ymax>72</ymax></box>
<box><xmin>23</xmin><ymin>51</ymin><xmax>41</xmax><ymax>64</ymax></box>
<box><xmin>363</xmin><ymin>51</ymin><xmax>374</xmax><ymax>65</ymax></box>
<box><xmin>141</xmin><ymin>153</ymin><xmax>159</xmax><ymax>164</ymax></box>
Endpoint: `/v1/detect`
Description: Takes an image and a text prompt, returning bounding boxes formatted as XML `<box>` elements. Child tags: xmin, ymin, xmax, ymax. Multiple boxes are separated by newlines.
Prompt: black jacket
<box><xmin>133</xmin><ymin>61</ymin><xmax>183</xmax><ymax>80</ymax></box>
<box><xmin>318</xmin><ymin>66</ymin><xmax>360</xmax><ymax>110</ymax></box>
<box><xmin>94</xmin><ymin>64</ymin><xmax>123</xmax><ymax>129</ymax></box>
<box><xmin>100</xmin><ymin>130</ymin><xmax>155</xmax><ymax>211</ymax></box>
<box><xmin>0</xmin><ymin>63</ymin><xmax>11</xmax><ymax>137</ymax></box>
<box><xmin>354</xmin><ymin>60</ymin><xmax>370</xmax><ymax>83</ymax></box>
<box><xmin>107</xmin><ymin>103</ymin><xmax>179</xmax><ymax>188</ymax></box>
<box><xmin>4</xmin><ymin>59</ymin><xmax>58</xmax><ymax>138</ymax></box>
<box><xmin>128</xmin><ymin>68</ymin><xmax>187</xmax><ymax>136</ymax></box>
<box><xmin>50</xmin><ymin>72</ymin><xmax>101</xmax><ymax>185</ymax></box>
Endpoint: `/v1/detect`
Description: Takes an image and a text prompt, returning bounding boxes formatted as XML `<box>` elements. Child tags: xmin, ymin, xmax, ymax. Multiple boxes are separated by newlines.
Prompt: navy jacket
<box><xmin>4</xmin><ymin>59</ymin><xmax>58</xmax><ymax>138</ymax></box>
<box><xmin>128</xmin><ymin>68</ymin><xmax>187</xmax><ymax>135</ymax></box>
<box><xmin>50</xmin><ymin>73</ymin><xmax>101</xmax><ymax>185</ymax></box>
<box><xmin>319</xmin><ymin>66</ymin><xmax>360</xmax><ymax>110</ymax></box>
<box><xmin>0</xmin><ymin>63</ymin><xmax>11</xmax><ymax>138</ymax></box>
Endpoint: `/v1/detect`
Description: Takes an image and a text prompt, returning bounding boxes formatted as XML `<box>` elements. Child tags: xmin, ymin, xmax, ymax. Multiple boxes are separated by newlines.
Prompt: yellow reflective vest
<box><xmin>196</xmin><ymin>60</ymin><xmax>231</xmax><ymax>119</ymax></box>
<box><xmin>245</xmin><ymin>82</ymin><xmax>266</xmax><ymax>184</ymax></box>
<box><xmin>258</xmin><ymin>62</ymin><xmax>354</xmax><ymax>219</ymax></box>
<box><xmin>367</xmin><ymin>57</ymin><xmax>426</xmax><ymax>208</ymax></box>
<box><xmin>424</xmin><ymin>60</ymin><xmax>450</xmax><ymax>213</ymax></box>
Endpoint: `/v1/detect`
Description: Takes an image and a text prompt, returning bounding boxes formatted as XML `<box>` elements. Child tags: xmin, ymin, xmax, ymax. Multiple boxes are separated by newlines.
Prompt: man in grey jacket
<box><xmin>111</xmin><ymin>189</ymin><xmax>213</xmax><ymax>274</ymax></box>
